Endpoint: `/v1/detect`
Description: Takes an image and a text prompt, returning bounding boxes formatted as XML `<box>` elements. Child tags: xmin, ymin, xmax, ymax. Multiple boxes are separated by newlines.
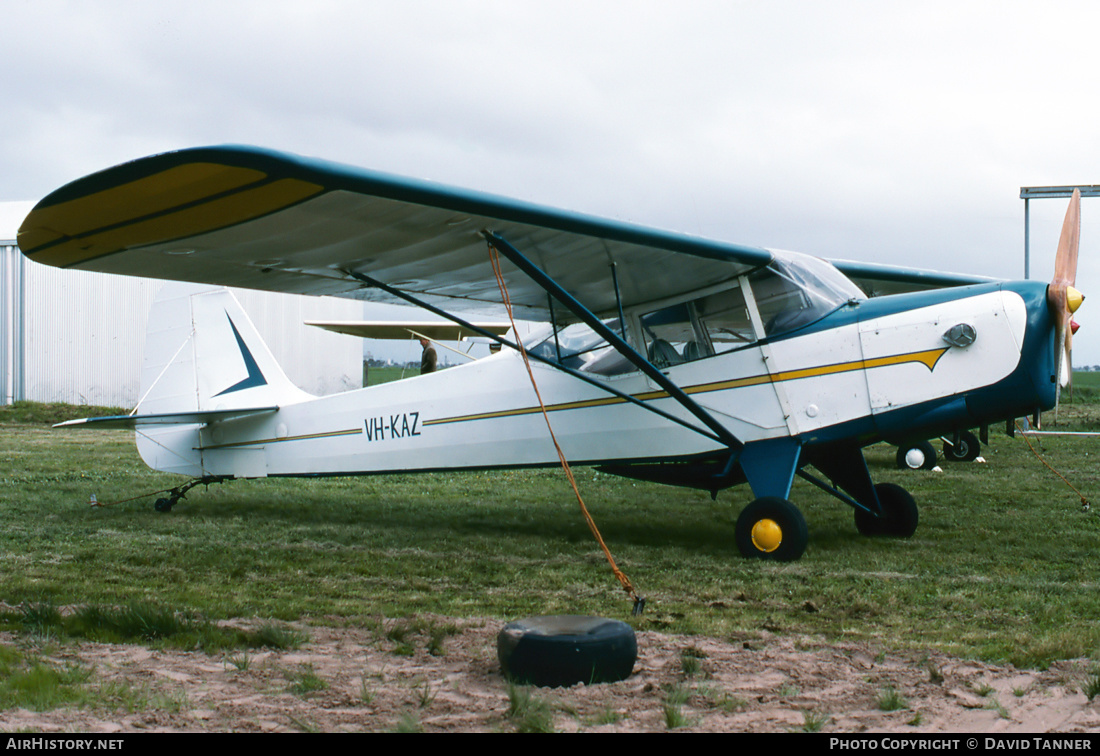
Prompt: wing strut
<box><xmin>483</xmin><ymin>231</ymin><xmax>744</xmax><ymax>452</ymax></box>
<box><xmin>342</xmin><ymin>270</ymin><xmax>726</xmax><ymax>445</ymax></box>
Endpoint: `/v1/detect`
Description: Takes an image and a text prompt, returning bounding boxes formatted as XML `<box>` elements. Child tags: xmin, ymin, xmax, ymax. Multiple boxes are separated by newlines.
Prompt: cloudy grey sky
<box><xmin>4</xmin><ymin>1</ymin><xmax>1100</xmax><ymax>362</ymax></box>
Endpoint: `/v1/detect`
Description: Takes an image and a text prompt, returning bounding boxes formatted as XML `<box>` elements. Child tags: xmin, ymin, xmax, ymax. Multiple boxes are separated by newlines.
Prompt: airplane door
<box><xmin>637</xmin><ymin>281</ymin><xmax>790</xmax><ymax>440</ymax></box>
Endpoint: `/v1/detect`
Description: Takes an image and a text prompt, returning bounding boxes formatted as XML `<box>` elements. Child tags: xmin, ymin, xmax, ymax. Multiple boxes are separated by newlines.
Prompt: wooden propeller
<box><xmin>1048</xmin><ymin>188</ymin><xmax>1083</xmax><ymax>389</ymax></box>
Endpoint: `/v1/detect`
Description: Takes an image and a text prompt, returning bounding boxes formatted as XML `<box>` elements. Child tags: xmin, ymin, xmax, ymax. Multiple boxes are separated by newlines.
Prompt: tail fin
<box><xmin>134</xmin><ymin>285</ymin><xmax>313</xmax><ymax>478</ymax></box>
<box><xmin>138</xmin><ymin>285</ymin><xmax>313</xmax><ymax>416</ymax></box>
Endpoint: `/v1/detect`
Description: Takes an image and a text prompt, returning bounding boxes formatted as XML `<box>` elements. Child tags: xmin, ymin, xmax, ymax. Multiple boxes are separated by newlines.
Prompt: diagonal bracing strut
<box><xmin>342</xmin><ymin>269</ymin><xmax>726</xmax><ymax>446</ymax></box>
<box><xmin>482</xmin><ymin>230</ymin><xmax>743</xmax><ymax>452</ymax></box>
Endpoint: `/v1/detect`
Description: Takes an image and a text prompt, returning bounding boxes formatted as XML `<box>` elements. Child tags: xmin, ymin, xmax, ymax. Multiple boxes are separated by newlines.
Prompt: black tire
<box><xmin>942</xmin><ymin>430</ymin><xmax>980</xmax><ymax>463</ymax></box>
<box><xmin>153</xmin><ymin>497</ymin><xmax>174</xmax><ymax>513</ymax></box>
<box><xmin>734</xmin><ymin>497</ymin><xmax>809</xmax><ymax>561</ymax></box>
<box><xmin>497</xmin><ymin>615</ymin><xmax>637</xmax><ymax>688</ymax></box>
<box><xmin>854</xmin><ymin>483</ymin><xmax>919</xmax><ymax>537</ymax></box>
<box><xmin>895</xmin><ymin>441</ymin><xmax>937</xmax><ymax>471</ymax></box>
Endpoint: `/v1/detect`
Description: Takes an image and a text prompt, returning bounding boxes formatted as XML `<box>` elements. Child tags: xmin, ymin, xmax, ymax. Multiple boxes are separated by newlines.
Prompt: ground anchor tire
<box><xmin>497</xmin><ymin>615</ymin><xmax>637</xmax><ymax>688</ymax></box>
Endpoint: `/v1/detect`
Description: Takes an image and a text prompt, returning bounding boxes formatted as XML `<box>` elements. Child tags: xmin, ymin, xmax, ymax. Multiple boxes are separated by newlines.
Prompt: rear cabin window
<box><xmin>527</xmin><ymin>318</ymin><xmax>635</xmax><ymax>376</ymax></box>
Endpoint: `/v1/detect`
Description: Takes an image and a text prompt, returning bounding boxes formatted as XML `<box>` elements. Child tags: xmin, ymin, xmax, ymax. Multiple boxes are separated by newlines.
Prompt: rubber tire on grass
<box><xmin>895</xmin><ymin>440</ymin><xmax>937</xmax><ymax>470</ymax></box>
<box><xmin>854</xmin><ymin>483</ymin><xmax>919</xmax><ymax>537</ymax></box>
<box><xmin>942</xmin><ymin>430</ymin><xmax>980</xmax><ymax>462</ymax></box>
<box><xmin>497</xmin><ymin>615</ymin><xmax>637</xmax><ymax>688</ymax></box>
<box><xmin>734</xmin><ymin>497</ymin><xmax>809</xmax><ymax>561</ymax></box>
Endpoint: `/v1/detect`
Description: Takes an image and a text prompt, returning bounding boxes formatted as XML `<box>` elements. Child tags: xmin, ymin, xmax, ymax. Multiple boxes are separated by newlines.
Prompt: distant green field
<box><xmin>1069</xmin><ymin>370</ymin><xmax>1100</xmax><ymax>399</ymax></box>
<box><xmin>365</xmin><ymin>365</ymin><xmax>419</xmax><ymax>386</ymax></box>
<box><xmin>2</xmin><ymin>399</ymin><xmax>1100</xmax><ymax>669</ymax></box>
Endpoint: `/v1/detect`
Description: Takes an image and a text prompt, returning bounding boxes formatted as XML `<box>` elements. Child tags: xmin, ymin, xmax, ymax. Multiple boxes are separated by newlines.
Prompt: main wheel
<box><xmin>497</xmin><ymin>615</ymin><xmax>637</xmax><ymax>688</ymax></box>
<box><xmin>735</xmin><ymin>497</ymin><xmax>809</xmax><ymax>561</ymax></box>
<box><xmin>854</xmin><ymin>483</ymin><xmax>918</xmax><ymax>537</ymax></box>
<box><xmin>942</xmin><ymin>430</ymin><xmax>980</xmax><ymax>462</ymax></box>
<box><xmin>895</xmin><ymin>440</ymin><xmax>937</xmax><ymax>470</ymax></box>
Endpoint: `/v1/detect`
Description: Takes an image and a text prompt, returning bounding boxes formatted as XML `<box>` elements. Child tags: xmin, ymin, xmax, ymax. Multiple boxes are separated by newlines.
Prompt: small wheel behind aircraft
<box><xmin>854</xmin><ymin>483</ymin><xmax>918</xmax><ymax>537</ymax></box>
<box><xmin>895</xmin><ymin>440</ymin><xmax>937</xmax><ymax>471</ymax></box>
<box><xmin>942</xmin><ymin>430</ymin><xmax>980</xmax><ymax>463</ymax></box>
<box><xmin>153</xmin><ymin>496</ymin><xmax>180</xmax><ymax>513</ymax></box>
<box><xmin>735</xmin><ymin>497</ymin><xmax>809</xmax><ymax>561</ymax></box>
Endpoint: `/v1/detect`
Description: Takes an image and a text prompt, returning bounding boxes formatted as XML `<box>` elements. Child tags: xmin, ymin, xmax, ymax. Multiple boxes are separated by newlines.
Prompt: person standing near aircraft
<box><xmin>419</xmin><ymin>337</ymin><xmax>438</xmax><ymax>374</ymax></box>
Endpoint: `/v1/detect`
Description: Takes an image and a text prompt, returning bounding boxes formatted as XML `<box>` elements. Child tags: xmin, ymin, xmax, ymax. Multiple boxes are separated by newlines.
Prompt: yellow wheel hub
<box><xmin>751</xmin><ymin>518</ymin><xmax>783</xmax><ymax>553</ymax></box>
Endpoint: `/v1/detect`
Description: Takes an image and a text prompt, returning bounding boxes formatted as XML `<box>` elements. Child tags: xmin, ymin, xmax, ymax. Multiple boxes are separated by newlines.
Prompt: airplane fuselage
<box><xmin>137</xmin><ymin>279</ymin><xmax>1056</xmax><ymax>486</ymax></box>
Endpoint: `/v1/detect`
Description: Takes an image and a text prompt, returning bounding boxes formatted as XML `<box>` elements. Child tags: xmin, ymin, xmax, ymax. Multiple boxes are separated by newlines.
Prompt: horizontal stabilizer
<box><xmin>306</xmin><ymin>320</ymin><xmax>510</xmax><ymax>340</ymax></box>
<box><xmin>55</xmin><ymin>407</ymin><xmax>278</xmax><ymax>429</ymax></box>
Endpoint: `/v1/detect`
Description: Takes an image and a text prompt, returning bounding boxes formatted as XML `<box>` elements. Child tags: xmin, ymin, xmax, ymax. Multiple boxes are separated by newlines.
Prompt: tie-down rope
<box><xmin>1014</xmin><ymin>421</ymin><xmax>1091</xmax><ymax>511</ymax></box>
<box><xmin>487</xmin><ymin>240</ymin><xmax>644</xmax><ymax>615</ymax></box>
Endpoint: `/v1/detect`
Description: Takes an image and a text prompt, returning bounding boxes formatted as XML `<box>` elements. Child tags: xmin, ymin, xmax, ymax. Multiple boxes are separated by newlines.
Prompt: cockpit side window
<box><xmin>750</xmin><ymin>267</ymin><xmax>815</xmax><ymax>335</ymax></box>
<box><xmin>526</xmin><ymin>252</ymin><xmax>862</xmax><ymax>375</ymax></box>
<box><xmin>696</xmin><ymin>287</ymin><xmax>755</xmax><ymax>353</ymax></box>
<box><xmin>640</xmin><ymin>283</ymin><xmax>754</xmax><ymax>365</ymax></box>
<box><xmin>637</xmin><ymin>253</ymin><xmax>863</xmax><ymax>364</ymax></box>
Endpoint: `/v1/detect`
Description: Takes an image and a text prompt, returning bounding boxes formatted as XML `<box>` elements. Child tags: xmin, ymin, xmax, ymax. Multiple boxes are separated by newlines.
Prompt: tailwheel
<box><xmin>854</xmin><ymin>483</ymin><xmax>918</xmax><ymax>537</ymax></box>
<box><xmin>735</xmin><ymin>497</ymin><xmax>808</xmax><ymax>561</ymax></box>
<box><xmin>149</xmin><ymin>477</ymin><xmax>225</xmax><ymax>514</ymax></box>
<box><xmin>942</xmin><ymin>430</ymin><xmax>980</xmax><ymax>463</ymax></box>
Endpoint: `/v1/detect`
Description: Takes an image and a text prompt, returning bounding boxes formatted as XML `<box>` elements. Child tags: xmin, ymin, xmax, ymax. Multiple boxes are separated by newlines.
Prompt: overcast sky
<box><xmin>4</xmin><ymin>1</ymin><xmax>1100</xmax><ymax>362</ymax></box>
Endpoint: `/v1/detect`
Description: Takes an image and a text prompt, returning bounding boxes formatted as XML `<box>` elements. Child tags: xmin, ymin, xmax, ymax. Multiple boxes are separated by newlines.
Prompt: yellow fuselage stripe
<box><xmin>424</xmin><ymin>347</ymin><xmax>949</xmax><ymax>427</ymax></box>
<box><xmin>198</xmin><ymin>427</ymin><xmax>361</xmax><ymax>451</ymax></box>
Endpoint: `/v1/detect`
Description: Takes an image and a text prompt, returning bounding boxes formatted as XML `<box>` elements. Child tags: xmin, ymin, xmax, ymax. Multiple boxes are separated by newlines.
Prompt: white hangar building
<box><xmin>1</xmin><ymin>201</ymin><xmax>364</xmax><ymax>408</ymax></box>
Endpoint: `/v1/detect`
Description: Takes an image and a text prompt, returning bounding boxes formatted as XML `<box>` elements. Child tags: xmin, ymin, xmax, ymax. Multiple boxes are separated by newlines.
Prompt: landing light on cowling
<box><xmin>942</xmin><ymin>323</ymin><xmax>977</xmax><ymax>348</ymax></box>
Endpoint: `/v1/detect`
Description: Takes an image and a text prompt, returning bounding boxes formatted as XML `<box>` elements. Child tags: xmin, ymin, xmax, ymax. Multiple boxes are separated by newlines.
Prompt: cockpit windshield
<box><xmin>766</xmin><ymin>250</ymin><xmax>865</xmax><ymax>307</ymax></box>
<box><xmin>752</xmin><ymin>250</ymin><xmax>865</xmax><ymax>336</ymax></box>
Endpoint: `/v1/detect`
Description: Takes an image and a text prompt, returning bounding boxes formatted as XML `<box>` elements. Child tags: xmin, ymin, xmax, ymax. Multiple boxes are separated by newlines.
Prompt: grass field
<box><xmin>2</xmin><ymin>388</ymin><xmax>1100</xmax><ymax>670</ymax></box>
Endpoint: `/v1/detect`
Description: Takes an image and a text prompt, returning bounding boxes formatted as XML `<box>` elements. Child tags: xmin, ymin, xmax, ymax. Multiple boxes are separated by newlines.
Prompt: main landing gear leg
<box><xmin>733</xmin><ymin>438</ymin><xmax>809</xmax><ymax>561</ymax></box>
<box><xmin>801</xmin><ymin>443</ymin><xmax>918</xmax><ymax>538</ymax></box>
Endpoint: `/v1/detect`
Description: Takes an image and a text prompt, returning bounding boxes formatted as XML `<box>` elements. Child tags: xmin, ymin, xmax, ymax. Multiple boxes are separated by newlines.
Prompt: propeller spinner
<box><xmin>1048</xmin><ymin>188</ymin><xmax>1084</xmax><ymax>388</ymax></box>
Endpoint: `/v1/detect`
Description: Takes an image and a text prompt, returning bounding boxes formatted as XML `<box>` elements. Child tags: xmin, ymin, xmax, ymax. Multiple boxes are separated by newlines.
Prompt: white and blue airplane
<box><xmin>17</xmin><ymin>146</ymin><xmax>1083</xmax><ymax>561</ymax></box>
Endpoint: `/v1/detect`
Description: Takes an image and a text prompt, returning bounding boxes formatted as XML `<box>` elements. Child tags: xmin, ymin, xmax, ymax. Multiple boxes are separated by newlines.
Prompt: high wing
<box><xmin>18</xmin><ymin>145</ymin><xmax>991</xmax><ymax>317</ymax></box>
<box><xmin>18</xmin><ymin>146</ymin><xmax>773</xmax><ymax>320</ymax></box>
<box><xmin>831</xmin><ymin>259</ymin><xmax>998</xmax><ymax>298</ymax></box>
<box><xmin>305</xmin><ymin>320</ymin><xmax>510</xmax><ymax>340</ymax></box>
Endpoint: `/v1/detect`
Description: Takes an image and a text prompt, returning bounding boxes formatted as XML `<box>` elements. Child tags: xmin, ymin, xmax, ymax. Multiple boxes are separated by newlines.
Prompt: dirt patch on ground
<box><xmin>3</xmin><ymin>618</ymin><xmax>1099</xmax><ymax>733</ymax></box>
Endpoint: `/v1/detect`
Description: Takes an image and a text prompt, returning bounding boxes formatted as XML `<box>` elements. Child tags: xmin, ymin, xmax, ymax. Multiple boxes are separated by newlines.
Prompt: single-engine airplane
<box><xmin>17</xmin><ymin>146</ymin><xmax>1084</xmax><ymax>561</ymax></box>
